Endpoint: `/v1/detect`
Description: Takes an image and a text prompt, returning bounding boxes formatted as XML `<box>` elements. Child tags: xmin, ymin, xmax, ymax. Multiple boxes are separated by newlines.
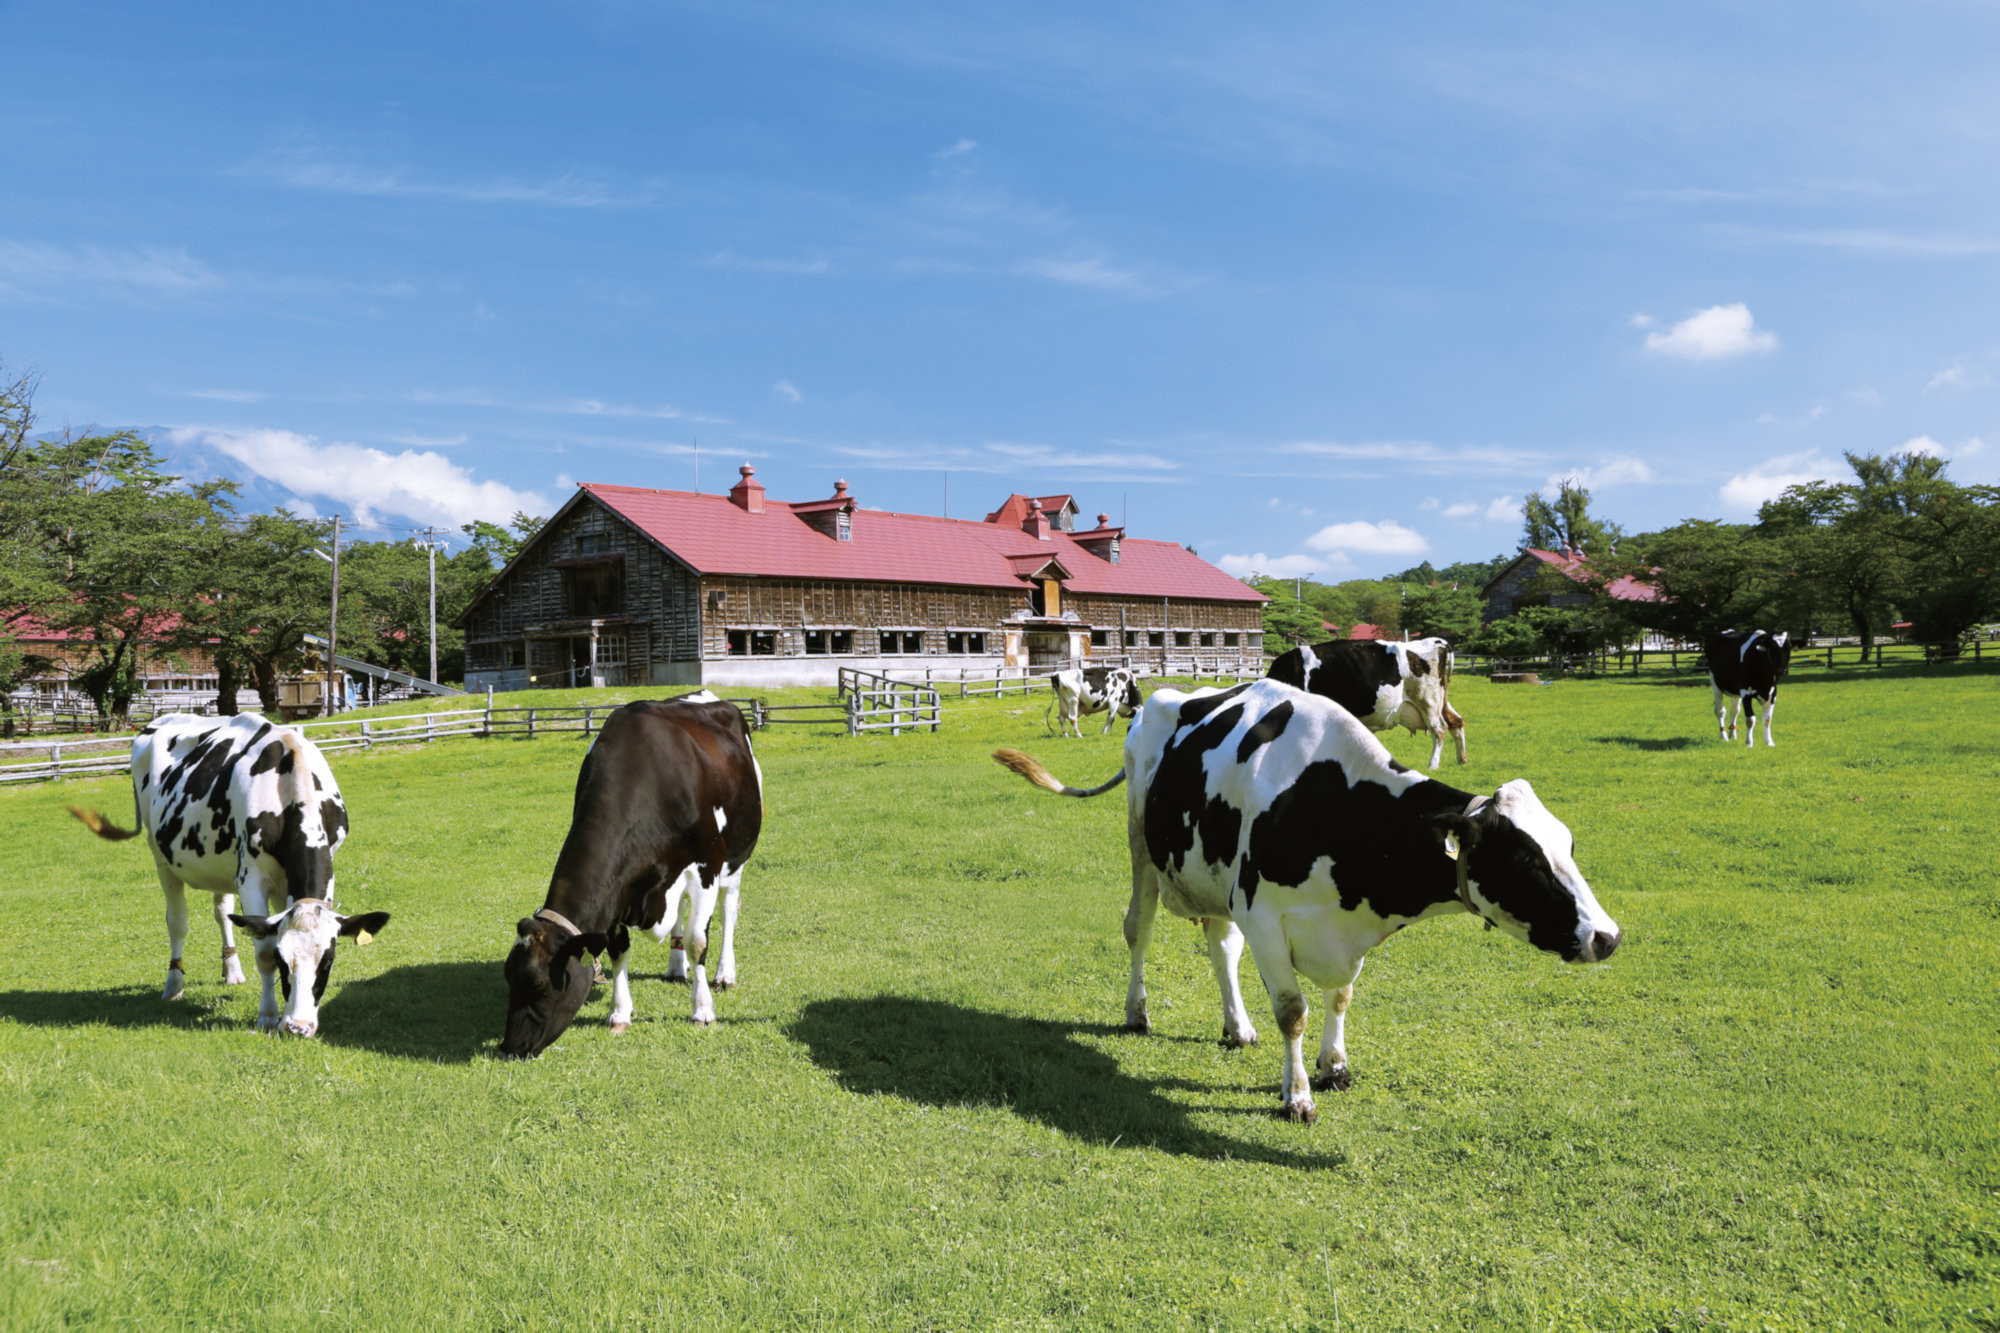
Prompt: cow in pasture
<box><xmin>1047</xmin><ymin>664</ymin><xmax>1144</xmax><ymax>738</ymax></box>
<box><xmin>1266</xmin><ymin>637</ymin><xmax>1467</xmax><ymax>769</ymax></box>
<box><xmin>993</xmin><ymin>679</ymin><xmax>1618</xmax><ymax>1122</ymax></box>
<box><xmin>1705</xmin><ymin>629</ymin><xmax>1792</xmax><ymax>747</ymax></box>
<box><xmin>501</xmin><ymin>691</ymin><xmax>764</xmax><ymax>1059</ymax></box>
<box><xmin>68</xmin><ymin>713</ymin><xmax>388</xmax><ymax>1038</ymax></box>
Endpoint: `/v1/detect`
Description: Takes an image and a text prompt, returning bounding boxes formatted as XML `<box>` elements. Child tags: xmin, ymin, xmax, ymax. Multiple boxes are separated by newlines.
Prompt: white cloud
<box><xmin>1442</xmin><ymin>502</ymin><xmax>1479</xmax><ymax>519</ymax></box>
<box><xmin>1642</xmin><ymin>303</ymin><xmax>1779</xmax><ymax>360</ymax></box>
<box><xmin>706</xmin><ymin>249</ymin><xmax>831</xmax><ymax>275</ymax></box>
<box><xmin>1443</xmin><ymin>496</ymin><xmax>1523</xmax><ymax>523</ymax></box>
<box><xmin>382</xmin><ymin>431</ymin><xmax>469</xmax><ymax>448</ymax></box>
<box><xmin>245</xmin><ymin>151</ymin><xmax>642</xmax><ymax>208</ymax></box>
<box><xmin>773</xmin><ymin>379</ymin><xmax>803</xmax><ymax>404</ymax></box>
<box><xmin>935</xmin><ymin>138</ymin><xmax>978</xmax><ymax>160</ymax></box>
<box><xmin>1925</xmin><ymin>361</ymin><xmax>1991</xmax><ymax>393</ymax></box>
<box><xmin>1304</xmin><ymin>520</ymin><xmax>1428</xmax><ymax>556</ymax></box>
<box><xmin>0</xmin><ymin>239</ymin><xmax>223</xmax><ymax>303</ymax></box>
<box><xmin>1274</xmin><ymin>439</ymin><xmax>1545</xmax><ymax>474</ymax></box>
<box><xmin>1628</xmin><ymin>314</ymin><xmax>1655</xmax><ymax>329</ymax></box>
<box><xmin>1215</xmin><ymin>552</ymin><xmax>1324</xmax><ymax>579</ymax></box>
<box><xmin>168</xmin><ymin>427</ymin><xmax>550</xmax><ymax>527</ymax></box>
<box><xmin>1718</xmin><ymin>451</ymin><xmax>1840</xmax><ymax>513</ymax></box>
<box><xmin>1546</xmin><ymin>459</ymin><xmax>1655</xmax><ymax>490</ymax></box>
<box><xmin>1896</xmin><ymin>436</ymin><xmax>1945</xmax><ymax>458</ymax></box>
<box><xmin>1015</xmin><ymin>255</ymin><xmax>1155</xmax><ymax>295</ymax></box>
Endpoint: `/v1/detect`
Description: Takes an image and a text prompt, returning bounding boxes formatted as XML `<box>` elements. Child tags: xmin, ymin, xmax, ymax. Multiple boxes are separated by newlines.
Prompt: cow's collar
<box><xmin>534</xmin><ymin>907</ymin><xmax>582</xmax><ymax>938</ymax></box>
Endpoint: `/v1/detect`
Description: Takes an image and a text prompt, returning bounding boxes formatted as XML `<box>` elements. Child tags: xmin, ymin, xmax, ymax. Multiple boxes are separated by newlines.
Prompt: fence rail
<box><xmin>1459</xmin><ymin>637</ymin><xmax>1992</xmax><ymax>679</ymax></box>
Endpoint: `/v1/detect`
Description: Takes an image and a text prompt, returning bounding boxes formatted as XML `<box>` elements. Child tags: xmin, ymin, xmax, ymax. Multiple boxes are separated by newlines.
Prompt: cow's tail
<box><xmin>992</xmin><ymin>748</ymin><xmax>1126</xmax><ymax>798</ymax></box>
<box><xmin>67</xmin><ymin>805</ymin><xmax>140</xmax><ymax>841</ymax></box>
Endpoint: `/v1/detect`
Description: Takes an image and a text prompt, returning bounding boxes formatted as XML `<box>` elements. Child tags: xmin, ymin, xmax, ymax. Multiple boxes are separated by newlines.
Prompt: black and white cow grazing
<box><xmin>994</xmin><ymin>679</ymin><xmax>1618</xmax><ymax>1122</ymax></box>
<box><xmin>1266</xmin><ymin>637</ymin><xmax>1467</xmax><ymax>769</ymax></box>
<box><xmin>1705</xmin><ymin>629</ymin><xmax>1792</xmax><ymax>748</ymax></box>
<box><xmin>68</xmin><ymin>713</ymin><xmax>388</xmax><ymax>1037</ymax></box>
<box><xmin>500</xmin><ymin>691</ymin><xmax>764</xmax><ymax>1059</ymax></box>
<box><xmin>1047</xmin><ymin>664</ymin><xmax>1144</xmax><ymax>738</ymax></box>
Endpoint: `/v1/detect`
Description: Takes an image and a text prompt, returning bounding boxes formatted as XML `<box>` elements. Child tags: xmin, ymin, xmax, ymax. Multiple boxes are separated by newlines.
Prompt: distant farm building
<box><xmin>1479</xmin><ymin>547</ymin><xmax>1660</xmax><ymax>623</ymax></box>
<box><xmin>456</xmin><ymin>469</ymin><xmax>1268</xmax><ymax>690</ymax></box>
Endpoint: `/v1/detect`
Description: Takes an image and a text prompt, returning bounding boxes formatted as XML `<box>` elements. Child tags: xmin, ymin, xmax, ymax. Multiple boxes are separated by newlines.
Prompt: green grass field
<box><xmin>2</xmin><ymin>667</ymin><xmax>1996</xmax><ymax>1330</ymax></box>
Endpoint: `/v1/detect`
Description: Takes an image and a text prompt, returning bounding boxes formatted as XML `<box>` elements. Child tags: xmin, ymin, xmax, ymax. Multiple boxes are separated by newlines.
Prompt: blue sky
<box><xmin>4</xmin><ymin>1</ymin><xmax>1998</xmax><ymax>579</ymax></box>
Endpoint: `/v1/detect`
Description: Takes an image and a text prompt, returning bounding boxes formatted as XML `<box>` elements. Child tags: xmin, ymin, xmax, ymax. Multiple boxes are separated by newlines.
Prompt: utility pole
<box><xmin>414</xmin><ymin>527</ymin><xmax>441</xmax><ymax>685</ymax></box>
<box><xmin>327</xmin><ymin>514</ymin><xmax>342</xmax><ymax>716</ymax></box>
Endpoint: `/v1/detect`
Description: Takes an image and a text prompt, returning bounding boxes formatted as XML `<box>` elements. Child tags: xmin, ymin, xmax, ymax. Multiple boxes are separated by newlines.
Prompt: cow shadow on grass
<box><xmin>785</xmin><ymin>995</ymin><xmax>1346</xmax><ymax>1171</ymax></box>
<box><xmin>1592</xmin><ymin>735</ymin><xmax>1698</xmax><ymax>751</ymax></box>
<box><xmin>0</xmin><ymin>983</ymin><xmax>243</xmax><ymax>1032</ymax></box>
<box><xmin>317</xmin><ymin>961</ymin><xmax>501</xmax><ymax>1063</ymax></box>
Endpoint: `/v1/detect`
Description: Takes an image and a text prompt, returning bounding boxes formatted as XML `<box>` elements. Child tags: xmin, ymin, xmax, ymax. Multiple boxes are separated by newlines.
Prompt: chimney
<box><xmin>1023</xmin><ymin>497</ymin><xmax>1051</xmax><ymax>540</ymax></box>
<box><xmin>729</xmin><ymin>464</ymin><xmax>766</xmax><ymax>514</ymax></box>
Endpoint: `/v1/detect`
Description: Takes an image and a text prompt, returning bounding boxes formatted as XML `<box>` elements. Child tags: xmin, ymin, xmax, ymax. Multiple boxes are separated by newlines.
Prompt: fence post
<box><xmin>362</xmin><ymin>719</ymin><xmax>372</xmax><ymax>748</ymax></box>
<box><xmin>527</xmin><ymin>707</ymin><xmax>537</xmax><ymax>738</ymax></box>
<box><xmin>583</xmin><ymin>706</ymin><xmax>594</xmax><ymax>738</ymax></box>
<box><xmin>426</xmin><ymin>714</ymin><xmax>435</xmax><ymax>744</ymax></box>
<box><xmin>1876</xmin><ymin>645</ymin><xmax>1884</xmax><ymax>667</ymax></box>
<box><xmin>51</xmin><ymin>743</ymin><xmax>61</xmax><ymax>779</ymax></box>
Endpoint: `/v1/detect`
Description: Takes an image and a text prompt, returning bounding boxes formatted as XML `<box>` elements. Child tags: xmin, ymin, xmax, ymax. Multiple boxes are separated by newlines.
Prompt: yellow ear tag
<box><xmin>1443</xmin><ymin>833</ymin><xmax>1461</xmax><ymax>861</ymax></box>
<box><xmin>355</xmin><ymin>929</ymin><xmax>375</xmax><ymax>946</ymax></box>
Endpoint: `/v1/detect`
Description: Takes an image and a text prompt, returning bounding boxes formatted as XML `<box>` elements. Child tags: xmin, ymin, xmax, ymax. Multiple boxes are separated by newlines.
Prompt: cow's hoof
<box><xmin>223</xmin><ymin>967</ymin><xmax>246</xmax><ymax>987</ymax></box>
<box><xmin>689</xmin><ymin>1014</ymin><xmax>715</xmax><ymax>1026</ymax></box>
<box><xmin>1220</xmin><ymin>1030</ymin><xmax>1257</xmax><ymax>1049</ymax></box>
<box><xmin>256</xmin><ymin>1017</ymin><xmax>282</xmax><ymax>1034</ymax></box>
<box><xmin>163</xmin><ymin>982</ymin><xmax>186</xmax><ymax>1002</ymax></box>
<box><xmin>1122</xmin><ymin>1019</ymin><xmax>1152</xmax><ymax>1035</ymax></box>
<box><xmin>713</xmin><ymin>978</ymin><xmax>734</xmax><ymax>991</ymax></box>
<box><xmin>1312</xmin><ymin>1065</ymin><xmax>1352</xmax><ymax>1092</ymax></box>
<box><xmin>607</xmin><ymin>1019</ymin><xmax>631</xmax><ymax>1034</ymax></box>
<box><xmin>1281</xmin><ymin>1099</ymin><xmax>1319</xmax><ymax>1124</ymax></box>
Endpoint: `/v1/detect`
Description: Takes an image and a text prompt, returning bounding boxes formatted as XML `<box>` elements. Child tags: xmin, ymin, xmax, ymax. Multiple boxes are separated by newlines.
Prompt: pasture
<box><xmin>1</xmin><ymin>667</ymin><xmax>1995</xmax><ymax>1330</ymax></box>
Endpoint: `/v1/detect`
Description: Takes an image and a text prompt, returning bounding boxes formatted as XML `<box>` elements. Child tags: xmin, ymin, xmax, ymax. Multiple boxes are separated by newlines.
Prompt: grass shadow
<box><xmin>786</xmin><ymin>995</ymin><xmax>1345</xmax><ymax>1170</ymax></box>
<box><xmin>318</xmin><ymin>961</ymin><xmax>501</xmax><ymax>1063</ymax></box>
<box><xmin>0</xmin><ymin>983</ymin><xmax>237</xmax><ymax>1032</ymax></box>
<box><xmin>1593</xmin><ymin>735</ymin><xmax>1699</xmax><ymax>751</ymax></box>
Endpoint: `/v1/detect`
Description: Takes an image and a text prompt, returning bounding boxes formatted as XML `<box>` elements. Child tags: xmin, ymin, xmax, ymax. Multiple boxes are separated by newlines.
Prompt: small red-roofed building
<box><xmin>1478</xmin><ymin>547</ymin><xmax>1660</xmax><ymax>623</ymax></box>
<box><xmin>454</xmin><ymin>470</ymin><xmax>1268</xmax><ymax>689</ymax></box>
<box><xmin>1346</xmin><ymin>622</ymin><xmax>1386</xmax><ymax>641</ymax></box>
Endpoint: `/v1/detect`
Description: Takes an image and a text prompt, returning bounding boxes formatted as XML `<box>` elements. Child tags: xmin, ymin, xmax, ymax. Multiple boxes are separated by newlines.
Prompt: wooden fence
<box><xmin>835</xmin><ymin>667</ymin><xmax>941</xmax><ymax>735</ymax></box>
<box><xmin>1461</xmin><ymin>637</ymin><xmax>1993</xmax><ymax>679</ymax></box>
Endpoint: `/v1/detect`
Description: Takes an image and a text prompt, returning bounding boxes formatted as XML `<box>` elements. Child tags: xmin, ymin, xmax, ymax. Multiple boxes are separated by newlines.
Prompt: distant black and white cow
<box><xmin>1267</xmin><ymin>637</ymin><xmax>1467</xmax><ymax>769</ymax></box>
<box><xmin>995</xmin><ymin>679</ymin><xmax>1618</xmax><ymax>1121</ymax></box>
<box><xmin>1705</xmin><ymin>629</ymin><xmax>1792</xmax><ymax>747</ymax></box>
<box><xmin>68</xmin><ymin>713</ymin><xmax>388</xmax><ymax>1037</ymax></box>
<box><xmin>501</xmin><ymin>691</ymin><xmax>764</xmax><ymax>1059</ymax></box>
<box><xmin>1047</xmin><ymin>664</ymin><xmax>1144</xmax><ymax>738</ymax></box>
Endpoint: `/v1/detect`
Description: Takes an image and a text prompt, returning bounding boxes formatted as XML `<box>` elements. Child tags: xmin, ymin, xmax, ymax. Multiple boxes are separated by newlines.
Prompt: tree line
<box><xmin>1</xmin><ymin>366</ymin><xmax>538</xmax><ymax>719</ymax></box>
<box><xmin>1248</xmin><ymin>450</ymin><xmax>1999</xmax><ymax>659</ymax></box>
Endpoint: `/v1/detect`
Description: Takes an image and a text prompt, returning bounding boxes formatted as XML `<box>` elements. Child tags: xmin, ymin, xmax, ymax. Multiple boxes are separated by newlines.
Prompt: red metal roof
<box><xmin>1516</xmin><ymin>548</ymin><xmax>1661</xmax><ymax>603</ymax></box>
<box><xmin>580</xmin><ymin>482</ymin><xmax>1265</xmax><ymax>603</ymax></box>
<box><xmin>1348</xmin><ymin>622</ymin><xmax>1386</xmax><ymax>640</ymax></box>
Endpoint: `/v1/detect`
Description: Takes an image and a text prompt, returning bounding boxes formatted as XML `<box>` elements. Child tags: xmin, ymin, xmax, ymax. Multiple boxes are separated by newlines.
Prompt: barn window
<box><xmin>597</xmin><ymin>632</ymin><xmax>627</xmax><ymax>667</ymax></box>
<box><xmin>750</xmin><ymin>631</ymin><xmax>776</xmax><ymax>656</ymax></box>
<box><xmin>576</xmin><ymin>533</ymin><xmax>607</xmax><ymax>554</ymax></box>
<box><xmin>1199</xmin><ymin>632</ymin><xmax>1215</xmax><ymax>648</ymax></box>
<box><xmin>1248</xmin><ymin>633</ymin><xmax>1262</xmax><ymax>649</ymax></box>
<box><xmin>946</xmin><ymin>632</ymin><xmax>986</xmax><ymax>653</ymax></box>
<box><xmin>1175</xmin><ymin>631</ymin><xmax>1193</xmax><ymax>648</ymax></box>
<box><xmin>727</xmin><ymin>630</ymin><xmax>749</xmax><ymax>656</ymax></box>
<box><xmin>805</xmin><ymin>630</ymin><xmax>826</xmax><ymax>654</ymax></box>
<box><xmin>879</xmin><ymin>631</ymin><xmax>923</xmax><ymax>654</ymax></box>
<box><xmin>1223</xmin><ymin>632</ymin><xmax>1239</xmax><ymax>648</ymax></box>
<box><xmin>1090</xmin><ymin>629</ymin><xmax>1108</xmax><ymax>647</ymax></box>
<box><xmin>805</xmin><ymin>630</ymin><xmax>854</xmax><ymax>655</ymax></box>
<box><xmin>1147</xmin><ymin>631</ymin><xmax>1164</xmax><ymax>648</ymax></box>
<box><xmin>505</xmin><ymin>642</ymin><xmax>526</xmax><ymax>667</ymax></box>
<box><xmin>562</xmin><ymin>559</ymin><xmax>625</xmax><ymax>618</ymax></box>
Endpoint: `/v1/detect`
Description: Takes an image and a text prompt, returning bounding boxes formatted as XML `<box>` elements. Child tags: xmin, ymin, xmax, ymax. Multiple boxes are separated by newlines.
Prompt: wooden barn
<box><xmin>456</xmin><ymin>467</ymin><xmax>1268</xmax><ymax>690</ymax></box>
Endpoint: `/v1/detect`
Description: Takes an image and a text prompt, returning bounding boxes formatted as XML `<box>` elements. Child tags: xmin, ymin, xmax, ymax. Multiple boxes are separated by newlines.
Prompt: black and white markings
<box><xmin>1705</xmin><ymin>629</ymin><xmax>1792</xmax><ymax>748</ymax></box>
<box><xmin>1266</xmin><ymin>637</ymin><xmax>1468</xmax><ymax>769</ymax></box>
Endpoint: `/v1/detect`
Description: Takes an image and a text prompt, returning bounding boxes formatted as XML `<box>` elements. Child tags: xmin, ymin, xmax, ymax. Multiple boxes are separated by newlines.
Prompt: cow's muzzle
<box><xmin>281</xmin><ymin>1018</ymin><xmax>319</xmax><ymax>1038</ymax></box>
<box><xmin>1584</xmin><ymin>928</ymin><xmax>1620</xmax><ymax>963</ymax></box>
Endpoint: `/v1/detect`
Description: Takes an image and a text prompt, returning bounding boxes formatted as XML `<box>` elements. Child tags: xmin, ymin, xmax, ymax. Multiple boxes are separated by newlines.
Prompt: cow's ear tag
<box><xmin>1443</xmin><ymin>833</ymin><xmax>1461</xmax><ymax>861</ymax></box>
<box><xmin>354</xmin><ymin>929</ymin><xmax>375</xmax><ymax>946</ymax></box>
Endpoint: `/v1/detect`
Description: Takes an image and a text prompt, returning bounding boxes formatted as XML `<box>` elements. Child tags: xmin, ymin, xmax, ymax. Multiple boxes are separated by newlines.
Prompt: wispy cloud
<box><xmin>0</xmin><ymin>239</ymin><xmax>223</xmax><ymax>304</ymax></box>
<box><xmin>1925</xmin><ymin>360</ymin><xmax>1991</xmax><ymax>392</ymax></box>
<box><xmin>169</xmin><ymin>426</ymin><xmax>551</xmax><ymax>526</ymax></box>
<box><xmin>772</xmin><ymin>379</ymin><xmax>803</xmax><ymax>404</ymax></box>
<box><xmin>1642</xmin><ymin>303</ymin><xmax>1779</xmax><ymax>360</ymax></box>
<box><xmin>1718</xmin><ymin>451</ymin><xmax>1841</xmax><ymax>513</ymax></box>
<box><xmin>1015</xmin><ymin>255</ymin><xmax>1171</xmax><ymax>296</ymax></box>
<box><xmin>1444</xmin><ymin>496</ymin><xmax>1522</xmax><ymax>523</ymax></box>
<box><xmin>186</xmin><ymin>388</ymin><xmax>266</xmax><ymax>403</ymax></box>
<box><xmin>1547</xmin><ymin>459</ymin><xmax>1655</xmax><ymax>489</ymax></box>
<box><xmin>1274</xmin><ymin>439</ymin><xmax>1546</xmax><ymax>474</ymax></box>
<box><xmin>1718</xmin><ymin>226</ymin><xmax>2000</xmax><ymax>257</ymax></box>
<box><xmin>821</xmin><ymin>438</ymin><xmax>1180</xmax><ymax>476</ymax></box>
<box><xmin>243</xmin><ymin>150</ymin><xmax>647</xmax><ymax>209</ymax></box>
<box><xmin>935</xmin><ymin>138</ymin><xmax>979</xmax><ymax>160</ymax></box>
<box><xmin>382</xmin><ymin>430</ymin><xmax>469</xmax><ymax>449</ymax></box>
<box><xmin>707</xmin><ymin>249</ymin><xmax>831</xmax><ymax>275</ymax></box>
<box><xmin>1305</xmin><ymin>519</ymin><xmax>1428</xmax><ymax>556</ymax></box>
<box><xmin>404</xmin><ymin>388</ymin><xmax>728</xmax><ymax>425</ymax></box>
<box><xmin>1215</xmin><ymin>551</ymin><xmax>1331</xmax><ymax>579</ymax></box>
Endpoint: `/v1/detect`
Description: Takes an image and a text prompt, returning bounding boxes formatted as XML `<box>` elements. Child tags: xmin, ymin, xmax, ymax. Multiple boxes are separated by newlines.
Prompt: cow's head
<box><xmin>1770</xmin><ymin>631</ymin><xmax>1793</xmax><ymax>674</ymax></box>
<box><xmin>1428</xmin><ymin>780</ymin><xmax>1619</xmax><ymax>963</ymax></box>
<box><xmin>1113</xmin><ymin>670</ymin><xmax>1144</xmax><ymax>717</ymax></box>
<box><xmin>228</xmin><ymin>900</ymin><xmax>391</xmax><ymax>1037</ymax></box>
<box><xmin>500</xmin><ymin>918</ymin><xmax>608</xmax><ymax>1060</ymax></box>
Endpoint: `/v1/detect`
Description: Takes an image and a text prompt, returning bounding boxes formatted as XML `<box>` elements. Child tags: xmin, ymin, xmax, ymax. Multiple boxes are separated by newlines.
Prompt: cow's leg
<box><xmin>1314</xmin><ymin>961</ymin><xmax>1364</xmax><ymax>1091</ymax></box>
<box><xmin>1100</xmin><ymin>706</ymin><xmax>1117</xmax><ymax>735</ymax></box>
<box><xmin>1200</xmin><ymin>915</ymin><xmax>1257</xmax><ymax>1047</ymax></box>
<box><xmin>1712</xmin><ymin>682</ymin><xmax>1731</xmax><ymax>740</ymax></box>
<box><xmin>213</xmin><ymin>893</ymin><xmax>245</xmax><ymax>985</ymax></box>
<box><xmin>606</xmin><ymin>926</ymin><xmax>635</xmax><ymax>1032</ymax></box>
<box><xmin>1122</xmin><ymin>861</ymin><xmax>1162</xmax><ymax>1033</ymax></box>
<box><xmin>1238</xmin><ymin>913</ymin><xmax>1315</xmax><ymax>1121</ymax></box>
<box><xmin>1742</xmin><ymin>693</ymin><xmax>1757</xmax><ymax>748</ymax></box>
<box><xmin>1426</xmin><ymin>726</ymin><xmax>1445</xmax><ymax>771</ymax></box>
<box><xmin>1762</xmin><ymin>695</ymin><xmax>1777</xmax><ymax>747</ymax></box>
<box><xmin>1444</xmin><ymin>702</ymin><xmax>1468</xmax><ymax>764</ymax></box>
<box><xmin>682</xmin><ymin>871</ymin><xmax>722</xmax><ymax>1025</ymax></box>
<box><xmin>160</xmin><ymin>875</ymin><xmax>190</xmax><ymax>1001</ymax></box>
<box><xmin>658</xmin><ymin>871</ymin><xmax>693</xmax><ymax>982</ymax></box>
<box><xmin>711</xmin><ymin>866</ymin><xmax>743</xmax><ymax>990</ymax></box>
<box><xmin>233</xmin><ymin>878</ymin><xmax>284</xmax><ymax>1032</ymax></box>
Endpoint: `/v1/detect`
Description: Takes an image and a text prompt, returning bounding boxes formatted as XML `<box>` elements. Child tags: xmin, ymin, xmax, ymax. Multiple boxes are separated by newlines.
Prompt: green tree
<box><xmin>1522</xmin><ymin>479</ymin><xmax>1622</xmax><ymax>556</ymax></box>
<box><xmin>1246</xmin><ymin>577</ymin><xmax>1329</xmax><ymax>648</ymax></box>
<box><xmin>460</xmin><ymin>511</ymin><xmax>545</xmax><ymax>567</ymax></box>
<box><xmin>1633</xmin><ymin>519</ymin><xmax>1779</xmax><ymax>643</ymax></box>
<box><xmin>1402</xmin><ymin>584</ymin><xmax>1483</xmax><ymax>641</ymax></box>
<box><xmin>171</xmin><ymin>509</ymin><xmax>346</xmax><ymax>714</ymax></box>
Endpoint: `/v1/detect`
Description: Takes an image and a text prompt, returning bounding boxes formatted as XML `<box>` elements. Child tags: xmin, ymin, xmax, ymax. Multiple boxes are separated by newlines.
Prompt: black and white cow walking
<box><xmin>501</xmin><ymin>692</ymin><xmax>764</xmax><ymax>1059</ymax></box>
<box><xmin>995</xmin><ymin>679</ymin><xmax>1618</xmax><ymax>1122</ymax></box>
<box><xmin>69</xmin><ymin>713</ymin><xmax>388</xmax><ymax>1037</ymax></box>
<box><xmin>1267</xmin><ymin>637</ymin><xmax>1467</xmax><ymax>769</ymax></box>
<box><xmin>1047</xmin><ymin>664</ymin><xmax>1144</xmax><ymax>738</ymax></box>
<box><xmin>1705</xmin><ymin>629</ymin><xmax>1792</xmax><ymax>747</ymax></box>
